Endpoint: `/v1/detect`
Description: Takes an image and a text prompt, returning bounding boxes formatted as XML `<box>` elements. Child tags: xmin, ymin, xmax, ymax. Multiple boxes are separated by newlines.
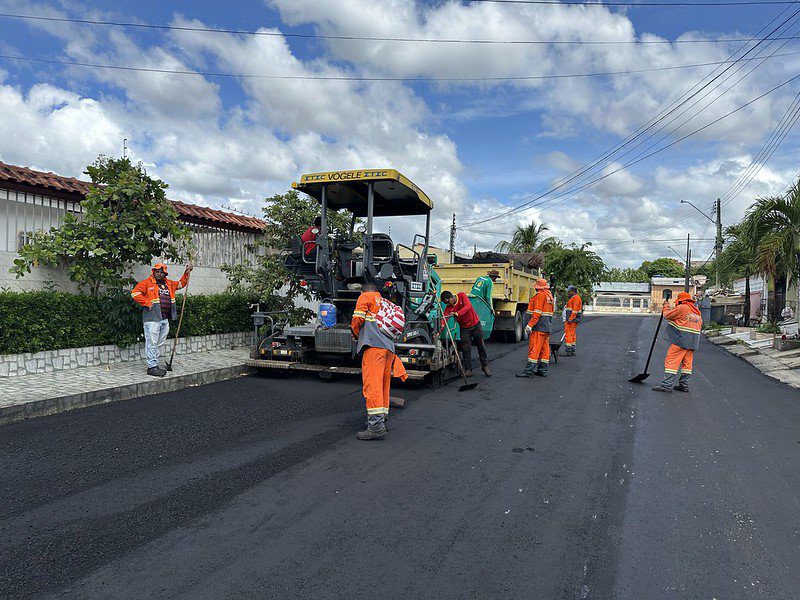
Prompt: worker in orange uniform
<box><xmin>652</xmin><ymin>291</ymin><xmax>703</xmax><ymax>393</ymax></box>
<box><xmin>516</xmin><ymin>278</ymin><xmax>555</xmax><ymax>378</ymax></box>
<box><xmin>563</xmin><ymin>285</ymin><xmax>583</xmax><ymax>357</ymax></box>
<box><xmin>351</xmin><ymin>283</ymin><xmax>408</xmax><ymax>440</ymax></box>
<box><xmin>131</xmin><ymin>263</ymin><xmax>193</xmax><ymax>377</ymax></box>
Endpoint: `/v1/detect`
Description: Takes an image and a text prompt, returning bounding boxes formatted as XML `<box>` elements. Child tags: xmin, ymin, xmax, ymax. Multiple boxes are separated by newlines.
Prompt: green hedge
<box><xmin>0</xmin><ymin>291</ymin><xmax>259</xmax><ymax>355</ymax></box>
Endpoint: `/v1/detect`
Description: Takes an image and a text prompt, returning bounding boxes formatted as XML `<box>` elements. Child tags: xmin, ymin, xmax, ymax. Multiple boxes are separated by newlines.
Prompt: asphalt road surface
<box><xmin>2</xmin><ymin>315</ymin><xmax>799</xmax><ymax>599</ymax></box>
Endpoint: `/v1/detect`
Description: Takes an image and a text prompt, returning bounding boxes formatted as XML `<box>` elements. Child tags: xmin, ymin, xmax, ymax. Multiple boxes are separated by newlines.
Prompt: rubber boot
<box><xmin>356</xmin><ymin>425</ymin><xmax>387</xmax><ymax>441</ymax></box>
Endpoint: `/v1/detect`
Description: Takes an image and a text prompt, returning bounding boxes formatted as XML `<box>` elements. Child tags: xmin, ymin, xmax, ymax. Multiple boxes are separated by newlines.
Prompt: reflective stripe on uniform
<box><xmin>366</xmin><ymin>407</ymin><xmax>389</xmax><ymax>415</ymax></box>
<box><xmin>353</xmin><ymin>311</ymin><xmax>366</xmax><ymax>317</ymax></box>
<box><xmin>533</xmin><ymin>309</ymin><xmax>543</xmax><ymax>314</ymax></box>
<box><xmin>131</xmin><ymin>291</ymin><xmax>142</xmax><ymax>297</ymax></box>
<box><xmin>664</xmin><ymin>369</ymin><xmax>678</xmax><ymax>374</ymax></box>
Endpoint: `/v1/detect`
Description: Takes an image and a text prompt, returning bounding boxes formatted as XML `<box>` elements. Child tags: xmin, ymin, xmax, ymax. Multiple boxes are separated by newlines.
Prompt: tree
<box><xmin>748</xmin><ymin>183</ymin><xmax>800</xmax><ymax>321</ymax></box>
<box><xmin>640</xmin><ymin>257</ymin><xmax>685</xmax><ymax>279</ymax></box>
<box><xmin>603</xmin><ymin>267</ymin><xmax>650</xmax><ymax>283</ymax></box>
<box><xmin>495</xmin><ymin>220</ymin><xmax>561</xmax><ymax>254</ymax></box>
<box><xmin>544</xmin><ymin>243</ymin><xmax>606</xmax><ymax>305</ymax></box>
<box><xmin>222</xmin><ymin>190</ymin><xmax>356</xmax><ymax>312</ymax></box>
<box><xmin>718</xmin><ymin>221</ymin><xmax>760</xmax><ymax>326</ymax></box>
<box><xmin>12</xmin><ymin>156</ymin><xmax>191</xmax><ymax>296</ymax></box>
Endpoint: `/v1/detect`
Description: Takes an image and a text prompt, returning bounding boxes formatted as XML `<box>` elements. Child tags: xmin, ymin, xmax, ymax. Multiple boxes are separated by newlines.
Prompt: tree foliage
<box><xmin>495</xmin><ymin>220</ymin><xmax>561</xmax><ymax>254</ymax></box>
<box><xmin>639</xmin><ymin>257</ymin><xmax>685</xmax><ymax>279</ymax></box>
<box><xmin>11</xmin><ymin>156</ymin><xmax>191</xmax><ymax>296</ymax></box>
<box><xmin>602</xmin><ymin>267</ymin><xmax>650</xmax><ymax>283</ymax></box>
<box><xmin>544</xmin><ymin>243</ymin><xmax>605</xmax><ymax>304</ymax></box>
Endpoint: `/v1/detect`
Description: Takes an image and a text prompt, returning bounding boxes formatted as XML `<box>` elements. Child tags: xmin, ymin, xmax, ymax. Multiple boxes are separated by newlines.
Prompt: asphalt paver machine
<box><xmin>247</xmin><ymin>169</ymin><xmax>455</xmax><ymax>382</ymax></box>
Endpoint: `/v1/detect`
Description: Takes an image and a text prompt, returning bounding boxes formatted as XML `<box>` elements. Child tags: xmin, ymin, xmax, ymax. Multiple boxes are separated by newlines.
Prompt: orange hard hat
<box><xmin>534</xmin><ymin>278</ymin><xmax>549</xmax><ymax>290</ymax></box>
<box><xmin>152</xmin><ymin>263</ymin><xmax>168</xmax><ymax>273</ymax></box>
<box><xmin>676</xmin><ymin>291</ymin><xmax>693</xmax><ymax>304</ymax></box>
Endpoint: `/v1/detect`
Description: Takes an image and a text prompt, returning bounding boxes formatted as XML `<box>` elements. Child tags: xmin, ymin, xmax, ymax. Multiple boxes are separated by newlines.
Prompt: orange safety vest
<box><xmin>663</xmin><ymin>301</ymin><xmax>702</xmax><ymax>350</ymax></box>
<box><xmin>131</xmin><ymin>273</ymin><xmax>189</xmax><ymax>321</ymax></box>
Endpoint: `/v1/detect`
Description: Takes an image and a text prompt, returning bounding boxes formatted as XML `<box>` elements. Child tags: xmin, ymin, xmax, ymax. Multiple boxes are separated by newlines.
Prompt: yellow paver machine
<box><xmin>247</xmin><ymin>169</ymin><xmax>457</xmax><ymax>383</ymax></box>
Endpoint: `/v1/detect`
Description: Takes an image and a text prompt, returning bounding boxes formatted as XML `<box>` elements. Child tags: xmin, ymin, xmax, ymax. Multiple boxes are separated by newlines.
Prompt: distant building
<box><xmin>0</xmin><ymin>162</ymin><xmax>266</xmax><ymax>293</ymax></box>
<box><xmin>650</xmin><ymin>277</ymin><xmax>698</xmax><ymax>312</ymax></box>
<box><xmin>588</xmin><ymin>282</ymin><xmax>651</xmax><ymax>313</ymax></box>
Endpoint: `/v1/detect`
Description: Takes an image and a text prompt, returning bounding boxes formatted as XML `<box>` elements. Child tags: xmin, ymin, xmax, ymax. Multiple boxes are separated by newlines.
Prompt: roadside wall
<box><xmin>0</xmin><ymin>331</ymin><xmax>252</xmax><ymax>378</ymax></box>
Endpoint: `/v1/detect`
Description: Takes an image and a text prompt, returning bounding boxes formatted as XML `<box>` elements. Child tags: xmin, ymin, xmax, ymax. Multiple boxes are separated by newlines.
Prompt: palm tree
<box><xmin>719</xmin><ymin>221</ymin><xmax>759</xmax><ymax>326</ymax></box>
<box><xmin>749</xmin><ymin>181</ymin><xmax>800</xmax><ymax>320</ymax></box>
<box><xmin>495</xmin><ymin>221</ymin><xmax>561</xmax><ymax>254</ymax></box>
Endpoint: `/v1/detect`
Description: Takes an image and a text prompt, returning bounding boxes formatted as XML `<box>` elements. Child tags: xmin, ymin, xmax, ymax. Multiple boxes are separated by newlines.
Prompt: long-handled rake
<box><xmin>438</xmin><ymin>304</ymin><xmax>478</xmax><ymax>392</ymax></box>
<box><xmin>166</xmin><ymin>263</ymin><xmax>192</xmax><ymax>372</ymax></box>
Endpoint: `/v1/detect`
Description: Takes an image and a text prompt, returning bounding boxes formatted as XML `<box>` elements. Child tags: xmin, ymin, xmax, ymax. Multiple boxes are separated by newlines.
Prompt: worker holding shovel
<box><xmin>652</xmin><ymin>291</ymin><xmax>702</xmax><ymax>393</ymax></box>
<box><xmin>131</xmin><ymin>263</ymin><xmax>193</xmax><ymax>377</ymax></box>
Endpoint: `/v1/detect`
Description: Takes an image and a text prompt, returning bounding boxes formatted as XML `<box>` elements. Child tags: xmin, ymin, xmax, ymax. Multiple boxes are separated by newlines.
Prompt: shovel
<box><xmin>629</xmin><ymin>290</ymin><xmax>671</xmax><ymax>383</ymax></box>
<box><xmin>442</xmin><ymin>315</ymin><xmax>478</xmax><ymax>392</ymax></box>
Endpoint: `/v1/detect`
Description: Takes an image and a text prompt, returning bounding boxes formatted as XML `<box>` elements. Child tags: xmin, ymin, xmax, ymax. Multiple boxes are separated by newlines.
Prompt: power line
<box><xmin>718</xmin><ymin>90</ymin><xmax>800</xmax><ymax>206</ymax></box>
<box><xmin>6</xmin><ymin>51</ymin><xmax>799</xmax><ymax>82</ymax></box>
<box><xmin>0</xmin><ymin>8</ymin><xmax>796</xmax><ymax>46</ymax></box>
<box><xmin>468</xmin><ymin>0</ymin><xmax>796</xmax><ymax>4</ymax></box>
<box><xmin>455</xmin><ymin>5</ymin><xmax>800</xmax><ymax>231</ymax></box>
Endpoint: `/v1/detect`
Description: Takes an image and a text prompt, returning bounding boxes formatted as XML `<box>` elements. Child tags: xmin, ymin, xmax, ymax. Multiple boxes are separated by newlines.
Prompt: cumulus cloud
<box><xmin>0</xmin><ymin>0</ymin><xmax>796</xmax><ymax>268</ymax></box>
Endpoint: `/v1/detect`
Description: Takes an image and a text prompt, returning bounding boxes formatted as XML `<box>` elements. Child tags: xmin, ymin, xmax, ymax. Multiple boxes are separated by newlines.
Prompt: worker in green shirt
<box><xmin>470</xmin><ymin>269</ymin><xmax>499</xmax><ymax>314</ymax></box>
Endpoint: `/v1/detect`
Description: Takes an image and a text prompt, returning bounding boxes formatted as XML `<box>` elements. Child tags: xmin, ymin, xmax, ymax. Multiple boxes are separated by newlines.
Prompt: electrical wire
<box><xmin>454</xmin><ymin>4</ymin><xmax>800</xmax><ymax>232</ymax></box>
<box><xmin>6</xmin><ymin>51</ymin><xmax>798</xmax><ymax>82</ymax></box>
<box><xmin>718</xmin><ymin>91</ymin><xmax>800</xmax><ymax>205</ymax></box>
<box><xmin>0</xmin><ymin>7</ymin><xmax>797</xmax><ymax>47</ymax></box>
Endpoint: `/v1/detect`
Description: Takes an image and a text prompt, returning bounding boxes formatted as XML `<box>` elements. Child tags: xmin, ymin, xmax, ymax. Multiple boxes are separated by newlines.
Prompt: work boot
<box><xmin>674</xmin><ymin>384</ymin><xmax>690</xmax><ymax>393</ymax></box>
<box><xmin>481</xmin><ymin>365</ymin><xmax>492</xmax><ymax>377</ymax></box>
<box><xmin>534</xmin><ymin>370</ymin><xmax>547</xmax><ymax>377</ymax></box>
<box><xmin>652</xmin><ymin>385</ymin><xmax>672</xmax><ymax>393</ymax></box>
<box><xmin>515</xmin><ymin>372</ymin><xmax>532</xmax><ymax>378</ymax></box>
<box><xmin>147</xmin><ymin>366</ymin><xmax>166</xmax><ymax>377</ymax></box>
<box><xmin>356</xmin><ymin>426</ymin><xmax>387</xmax><ymax>441</ymax></box>
<box><xmin>464</xmin><ymin>370</ymin><xmax>474</xmax><ymax>377</ymax></box>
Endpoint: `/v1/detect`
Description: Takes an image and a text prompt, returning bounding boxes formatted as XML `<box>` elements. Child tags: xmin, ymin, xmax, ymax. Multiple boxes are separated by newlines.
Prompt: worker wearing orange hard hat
<box><xmin>563</xmin><ymin>285</ymin><xmax>583</xmax><ymax>357</ymax></box>
<box><xmin>652</xmin><ymin>291</ymin><xmax>703</xmax><ymax>393</ymax></box>
<box><xmin>516</xmin><ymin>278</ymin><xmax>555</xmax><ymax>378</ymax></box>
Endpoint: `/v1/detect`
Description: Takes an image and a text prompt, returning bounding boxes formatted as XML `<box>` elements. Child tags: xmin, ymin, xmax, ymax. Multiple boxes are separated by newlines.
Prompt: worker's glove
<box><xmin>525</xmin><ymin>325</ymin><xmax>532</xmax><ymax>335</ymax></box>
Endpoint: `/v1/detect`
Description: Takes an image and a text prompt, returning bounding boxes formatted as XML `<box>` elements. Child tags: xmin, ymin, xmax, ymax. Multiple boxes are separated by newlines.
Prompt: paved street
<box><xmin>2</xmin><ymin>315</ymin><xmax>799</xmax><ymax>600</ymax></box>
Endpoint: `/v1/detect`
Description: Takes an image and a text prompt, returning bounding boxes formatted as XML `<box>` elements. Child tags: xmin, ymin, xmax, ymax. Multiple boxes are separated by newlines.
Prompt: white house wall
<box><xmin>0</xmin><ymin>187</ymin><xmax>261</xmax><ymax>295</ymax></box>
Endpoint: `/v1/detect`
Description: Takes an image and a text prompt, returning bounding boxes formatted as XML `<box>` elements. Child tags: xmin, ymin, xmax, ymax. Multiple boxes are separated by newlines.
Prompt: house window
<box><xmin>661</xmin><ymin>289</ymin><xmax>671</xmax><ymax>299</ymax></box>
<box><xmin>596</xmin><ymin>296</ymin><xmax>621</xmax><ymax>307</ymax></box>
<box><xmin>17</xmin><ymin>230</ymin><xmax>34</xmax><ymax>251</ymax></box>
<box><xmin>622</xmin><ymin>298</ymin><xmax>631</xmax><ymax>308</ymax></box>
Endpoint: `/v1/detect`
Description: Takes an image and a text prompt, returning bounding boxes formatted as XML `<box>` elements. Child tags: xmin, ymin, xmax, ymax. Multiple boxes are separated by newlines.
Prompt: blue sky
<box><xmin>0</xmin><ymin>0</ymin><xmax>797</xmax><ymax>266</ymax></box>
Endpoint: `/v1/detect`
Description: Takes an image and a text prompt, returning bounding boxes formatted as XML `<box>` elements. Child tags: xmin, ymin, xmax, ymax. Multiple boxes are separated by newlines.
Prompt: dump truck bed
<box><xmin>435</xmin><ymin>262</ymin><xmax>537</xmax><ymax>309</ymax></box>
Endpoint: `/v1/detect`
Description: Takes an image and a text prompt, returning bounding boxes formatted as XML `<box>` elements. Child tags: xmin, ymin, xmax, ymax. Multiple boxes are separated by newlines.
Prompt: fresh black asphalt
<box><xmin>1</xmin><ymin>315</ymin><xmax>798</xmax><ymax>599</ymax></box>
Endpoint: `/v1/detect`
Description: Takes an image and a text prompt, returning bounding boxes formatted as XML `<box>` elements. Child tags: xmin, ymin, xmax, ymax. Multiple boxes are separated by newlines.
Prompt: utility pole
<box><xmin>448</xmin><ymin>213</ymin><xmax>456</xmax><ymax>264</ymax></box>
<box><xmin>714</xmin><ymin>198</ymin><xmax>723</xmax><ymax>290</ymax></box>
<box><xmin>685</xmin><ymin>233</ymin><xmax>691</xmax><ymax>293</ymax></box>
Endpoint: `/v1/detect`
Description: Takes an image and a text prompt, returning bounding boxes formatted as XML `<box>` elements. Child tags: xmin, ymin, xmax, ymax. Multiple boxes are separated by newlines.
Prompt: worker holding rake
<box><xmin>652</xmin><ymin>291</ymin><xmax>702</xmax><ymax>393</ymax></box>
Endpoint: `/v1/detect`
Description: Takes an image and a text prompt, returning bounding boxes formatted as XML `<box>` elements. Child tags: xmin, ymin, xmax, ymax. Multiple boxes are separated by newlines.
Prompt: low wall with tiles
<box><xmin>0</xmin><ymin>331</ymin><xmax>252</xmax><ymax>378</ymax></box>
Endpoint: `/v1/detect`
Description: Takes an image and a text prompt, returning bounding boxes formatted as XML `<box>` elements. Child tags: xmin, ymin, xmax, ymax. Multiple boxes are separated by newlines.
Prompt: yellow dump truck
<box><xmin>435</xmin><ymin>260</ymin><xmax>540</xmax><ymax>342</ymax></box>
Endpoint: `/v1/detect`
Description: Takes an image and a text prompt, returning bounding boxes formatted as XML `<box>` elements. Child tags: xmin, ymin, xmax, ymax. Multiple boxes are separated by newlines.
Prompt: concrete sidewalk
<box><xmin>0</xmin><ymin>348</ymin><xmax>254</xmax><ymax>425</ymax></box>
<box><xmin>706</xmin><ymin>332</ymin><xmax>800</xmax><ymax>389</ymax></box>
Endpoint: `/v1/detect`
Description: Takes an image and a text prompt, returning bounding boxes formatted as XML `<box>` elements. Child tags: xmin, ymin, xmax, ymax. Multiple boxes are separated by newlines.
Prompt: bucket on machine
<box><xmin>319</xmin><ymin>299</ymin><xmax>337</xmax><ymax>329</ymax></box>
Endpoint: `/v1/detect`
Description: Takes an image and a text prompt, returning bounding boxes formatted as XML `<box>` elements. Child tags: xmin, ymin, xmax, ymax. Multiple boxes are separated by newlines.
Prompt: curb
<box><xmin>0</xmin><ymin>364</ymin><xmax>256</xmax><ymax>426</ymax></box>
<box><xmin>706</xmin><ymin>334</ymin><xmax>800</xmax><ymax>390</ymax></box>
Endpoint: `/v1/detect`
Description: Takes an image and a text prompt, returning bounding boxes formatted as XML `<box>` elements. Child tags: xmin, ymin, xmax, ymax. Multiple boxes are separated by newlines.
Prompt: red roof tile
<box><xmin>0</xmin><ymin>161</ymin><xmax>266</xmax><ymax>233</ymax></box>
